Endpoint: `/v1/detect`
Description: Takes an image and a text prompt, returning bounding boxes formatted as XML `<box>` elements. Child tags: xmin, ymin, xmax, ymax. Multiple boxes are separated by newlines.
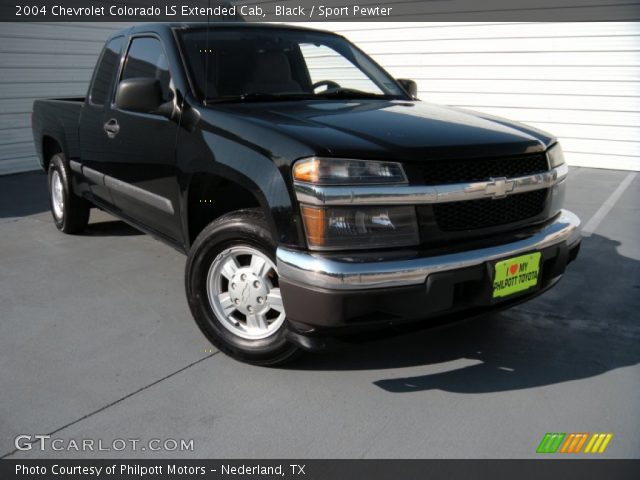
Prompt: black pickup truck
<box><xmin>32</xmin><ymin>23</ymin><xmax>581</xmax><ymax>365</ymax></box>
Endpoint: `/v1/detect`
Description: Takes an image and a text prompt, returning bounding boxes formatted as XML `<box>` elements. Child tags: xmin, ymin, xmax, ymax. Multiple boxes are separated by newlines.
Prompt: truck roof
<box><xmin>111</xmin><ymin>22</ymin><xmax>334</xmax><ymax>39</ymax></box>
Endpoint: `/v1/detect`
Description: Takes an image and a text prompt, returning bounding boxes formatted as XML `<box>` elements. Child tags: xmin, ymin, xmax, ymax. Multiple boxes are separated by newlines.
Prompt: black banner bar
<box><xmin>1</xmin><ymin>459</ymin><xmax>640</xmax><ymax>480</ymax></box>
<box><xmin>2</xmin><ymin>0</ymin><xmax>640</xmax><ymax>22</ymax></box>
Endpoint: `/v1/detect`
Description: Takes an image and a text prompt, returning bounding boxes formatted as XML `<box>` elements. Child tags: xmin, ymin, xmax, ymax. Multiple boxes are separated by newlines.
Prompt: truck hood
<box><xmin>208</xmin><ymin>99</ymin><xmax>554</xmax><ymax>162</ymax></box>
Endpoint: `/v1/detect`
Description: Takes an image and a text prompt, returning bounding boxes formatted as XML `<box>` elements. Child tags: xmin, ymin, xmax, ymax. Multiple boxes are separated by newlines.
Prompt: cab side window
<box><xmin>121</xmin><ymin>37</ymin><xmax>172</xmax><ymax>103</ymax></box>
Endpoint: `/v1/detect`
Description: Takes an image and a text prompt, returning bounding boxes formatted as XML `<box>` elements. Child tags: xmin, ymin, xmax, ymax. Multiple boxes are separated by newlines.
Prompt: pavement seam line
<box><xmin>582</xmin><ymin>171</ymin><xmax>637</xmax><ymax>237</ymax></box>
<box><xmin>0</xmin><ymin>352</ymin><xmax>219</xmax><ymax>459</ymax></box>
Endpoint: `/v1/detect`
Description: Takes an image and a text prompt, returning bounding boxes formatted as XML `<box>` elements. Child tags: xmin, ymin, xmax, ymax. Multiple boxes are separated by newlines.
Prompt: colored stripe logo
<box><xmin>584</xmin><ymin>433</ymin><xmax>613</xmax><ymax>454</ymax></box>
<box><xmin>537</xmin><ymin>433</ymin><xmax>565</xmax><ymax>453</ymax></box>
<box><xmin>537</xmin><ymin>433</ymin><xmax>613</xmax><ymax>454</ymax></box>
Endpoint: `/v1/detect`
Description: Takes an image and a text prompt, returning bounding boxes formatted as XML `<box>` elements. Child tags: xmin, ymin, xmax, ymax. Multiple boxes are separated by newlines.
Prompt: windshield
<box><xmin>177</xmin><ymin>26</ymin><xmax>407</xmax><ymax>103</ymax></box>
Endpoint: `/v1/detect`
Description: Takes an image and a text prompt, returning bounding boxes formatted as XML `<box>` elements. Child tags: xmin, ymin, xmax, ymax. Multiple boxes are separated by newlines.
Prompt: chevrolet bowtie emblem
<box><xmin>485</xmin><ymin>177</ymin><xmax>516</xmax><ymax>199</ymax></box>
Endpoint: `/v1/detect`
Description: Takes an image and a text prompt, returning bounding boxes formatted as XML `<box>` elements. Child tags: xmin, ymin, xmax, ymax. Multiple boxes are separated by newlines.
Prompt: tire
<box><xmin>185</xmin><ymin>209</ymin><xmax>300</xmax><ymax>366</ymax></box>
<box><xmin>47</xmin><ymin>153</ymin><xmax>90</xmax><ymax>234</ymax></box>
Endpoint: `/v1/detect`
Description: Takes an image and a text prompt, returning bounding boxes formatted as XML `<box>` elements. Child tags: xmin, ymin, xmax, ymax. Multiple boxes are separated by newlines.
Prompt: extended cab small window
<box><xmin>120</xmin><ymin>37</ymin><xmax>173</xmax><ymax>104</ymax></box>
<box><xmin>89</xmin><ymin>36</ymin><xmax>124</xmax><ymax>106</ymax></box>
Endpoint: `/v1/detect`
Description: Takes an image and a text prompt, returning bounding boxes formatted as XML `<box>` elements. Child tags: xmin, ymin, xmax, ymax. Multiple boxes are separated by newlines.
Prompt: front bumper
<box><xmin>277</xmin><ymin>209</ymin><xmax>581</xmax><ymax>347</ymax></box>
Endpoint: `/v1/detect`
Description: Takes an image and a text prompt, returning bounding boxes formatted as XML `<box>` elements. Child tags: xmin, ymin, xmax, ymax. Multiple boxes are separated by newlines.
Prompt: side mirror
<box><xmin>115</xmin><ymin>78</ymin><xmax>164</xmax><ymax>114</ymax></box>
<box><xmin>397</xmin><ymin>79</ymin><xmax>418</xmax><ymax>99</ymax></box>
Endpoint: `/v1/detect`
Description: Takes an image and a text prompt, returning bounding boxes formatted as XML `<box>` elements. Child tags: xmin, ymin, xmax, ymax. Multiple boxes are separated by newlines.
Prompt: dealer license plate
<box><xmin>492</xmin><ymin>252</ymin><xmax>542</xmax><ymax>299</ymax></box>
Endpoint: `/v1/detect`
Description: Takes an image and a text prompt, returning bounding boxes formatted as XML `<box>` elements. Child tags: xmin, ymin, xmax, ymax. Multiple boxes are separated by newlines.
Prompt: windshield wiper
<box><xmin>314</xmin><ymin>88</ymin><xmax>399</xmax><ymax>100</ymax></box>
<box><xmin>205</xmin><ymin>92</ymin><xmax>316</xmax><ymax>104</ymax></box>
<box><xmin>205</xmin><ymin>89</ymin><xmax>400</xmax><ymax>104</ymax></box>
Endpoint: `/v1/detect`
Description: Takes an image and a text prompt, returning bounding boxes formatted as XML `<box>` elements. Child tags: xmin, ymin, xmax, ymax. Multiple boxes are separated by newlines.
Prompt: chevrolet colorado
<box><xmin>32</xmin><ymin>23</ymin><xmax>581</xmax><ymax>365</ymax></box>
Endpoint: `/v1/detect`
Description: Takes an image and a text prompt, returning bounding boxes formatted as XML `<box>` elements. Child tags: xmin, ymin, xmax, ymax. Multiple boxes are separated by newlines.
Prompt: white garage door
<box><xmin>0</xmin><ymin>22</ymin><xmax>129</xmax><ymax>175</ymax></box>
<box><xmin>315</xmin><ymin>22</ymin><xmax>640</xmax><ymax>171</ymax></box>
<box><xmin>2</xmin><ymin>22</ymin><xmax>638</xmax><ymax>174</ymax></box>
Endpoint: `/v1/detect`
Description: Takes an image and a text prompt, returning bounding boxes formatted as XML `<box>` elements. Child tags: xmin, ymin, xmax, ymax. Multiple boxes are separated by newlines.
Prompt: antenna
<box><xmin>203</xmin><ymin>0</ymin><xmax>211</xmax><ymax>105</ymax></box>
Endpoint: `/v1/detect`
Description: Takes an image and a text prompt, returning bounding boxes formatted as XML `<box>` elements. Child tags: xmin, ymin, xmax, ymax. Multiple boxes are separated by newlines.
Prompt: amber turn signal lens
<box><xmin>300</xmin><ymin>205</ymin><xmax>420</xmax><ymax>250</ymax></box>
<box><xmin>300</xmin><ymin>205</ymin><xmax>326</xmax><ymax>246</ymax></box>
<box><xmin>293</xmin><ymin>158</ymin><xmax>320</xmax><ymax>183</ymax></box>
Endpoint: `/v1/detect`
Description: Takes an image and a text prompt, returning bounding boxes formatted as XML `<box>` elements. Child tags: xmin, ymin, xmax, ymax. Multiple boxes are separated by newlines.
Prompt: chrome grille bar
<box><xmin>294</xmin><ymin>164</ymin><xmax>568</xmax><ymax>207</ymax></box>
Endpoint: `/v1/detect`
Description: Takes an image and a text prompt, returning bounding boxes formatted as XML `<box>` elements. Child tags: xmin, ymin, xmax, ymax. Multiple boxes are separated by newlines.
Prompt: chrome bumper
<box><xmin>277</xmin><ymin>209</ymin><xmax>581</xmax><ymax>291</ymax></box>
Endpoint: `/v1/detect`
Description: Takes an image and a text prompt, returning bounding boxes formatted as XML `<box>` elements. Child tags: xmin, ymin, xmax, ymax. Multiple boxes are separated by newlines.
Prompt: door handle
<box><xmin>103</xmin><ymin>119</ymin><xmax>120</xmax><ymax>139</ymax></box>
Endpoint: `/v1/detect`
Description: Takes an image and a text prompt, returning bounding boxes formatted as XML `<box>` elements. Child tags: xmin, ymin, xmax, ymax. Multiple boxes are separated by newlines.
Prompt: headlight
<box><xmin>547</xmin><ymin>143</ymin><xmax>566</xmax><ymax>168</ymax></box>
<box><xmin>293</xmin><ymin>157</ymin><xmax>407</xmax><ymax>185</ymax></box>
<box><xmin>301</xmin><ymin>205</ymin><xmax>420</xmax><ymax>250</ymax></box>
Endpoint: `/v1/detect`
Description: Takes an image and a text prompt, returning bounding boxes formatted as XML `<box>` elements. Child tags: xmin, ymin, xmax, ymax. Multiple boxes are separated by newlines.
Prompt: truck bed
<box><xmin>32</xmin><ymin>97</ymin><xmax>85</xmax><ymax>170</ymax></box>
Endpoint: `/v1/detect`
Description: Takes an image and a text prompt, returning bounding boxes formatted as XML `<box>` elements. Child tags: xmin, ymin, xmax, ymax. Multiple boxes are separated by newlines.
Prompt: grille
<box><xmin>421</xmin><ymin>154</ymin><xmax>548</xmax><ymax>185</ymax></box>
<box><xmin>434</xmin><ymin>189</ymin><xmax>548</xmax><ymax>232</ymax></box>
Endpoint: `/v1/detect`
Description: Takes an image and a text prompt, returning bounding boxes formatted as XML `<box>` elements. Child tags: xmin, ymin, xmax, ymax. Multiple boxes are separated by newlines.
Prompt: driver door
<box><xmin>101</xmin><ymin>36</ymin><xmax>182</xmax><ymax>242</ymax></box>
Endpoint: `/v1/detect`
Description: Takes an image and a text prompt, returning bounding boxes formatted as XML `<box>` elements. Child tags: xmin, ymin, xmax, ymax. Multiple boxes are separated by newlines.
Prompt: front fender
<box><xmin>178</xmin><ymin>127</ymin><xmax>306</xmax><ymax>249</ymax></box>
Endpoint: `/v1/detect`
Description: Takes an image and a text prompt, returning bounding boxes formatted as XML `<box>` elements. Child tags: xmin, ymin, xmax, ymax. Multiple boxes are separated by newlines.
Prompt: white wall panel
<box><xmin>0</xmin><ymin>22</ymin><xmax>130</xmax><ymax>175</ymax></box>
<box><xmin>1</xmin><ymin>21</ymin><xmax>639</xmax><ymax>173</ymax></box>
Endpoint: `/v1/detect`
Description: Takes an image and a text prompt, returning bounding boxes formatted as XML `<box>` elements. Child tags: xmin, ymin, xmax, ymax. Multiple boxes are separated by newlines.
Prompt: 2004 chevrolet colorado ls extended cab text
<box><xmin>32</xmin><ymin>23</ymin><xmax>581</xmax><ymax>365</ymax></box>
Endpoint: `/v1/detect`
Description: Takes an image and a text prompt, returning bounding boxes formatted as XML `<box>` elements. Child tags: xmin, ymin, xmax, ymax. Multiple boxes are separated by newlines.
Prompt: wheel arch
<box><xmin>184</xmin><ymin>172</ymin><xmax>278</xmax><ymax>249</ymax></box>
<box><xmin>42</xmin><ymin>136</ymin><xmax>63</xmax><ymax>171</ymax></box>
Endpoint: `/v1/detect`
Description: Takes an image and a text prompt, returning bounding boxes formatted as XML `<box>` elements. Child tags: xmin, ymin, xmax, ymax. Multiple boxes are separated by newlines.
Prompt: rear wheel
<box><xmin>185</xmin><ymin>209</ymin><xmax>299</xmax><ymax>366</ymax></box>
<box><xmin>47</xmin><ymin>153</ymin><xmax>90</xmax><ymax>234</ymax></box>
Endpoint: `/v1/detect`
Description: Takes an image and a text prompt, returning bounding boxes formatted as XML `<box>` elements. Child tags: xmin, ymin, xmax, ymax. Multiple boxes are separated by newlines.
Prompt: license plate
<box><xmin>492</xmin><ymin>252</ymin><xmax>542</xmax><ymax>299</ymax></box>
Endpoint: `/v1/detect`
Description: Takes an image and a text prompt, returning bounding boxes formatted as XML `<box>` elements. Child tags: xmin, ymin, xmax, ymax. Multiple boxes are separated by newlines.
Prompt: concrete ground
<box><xmin>0</xmin><ymin>167</ymin><xmax>638</xmax><ymax>459</ymax></box>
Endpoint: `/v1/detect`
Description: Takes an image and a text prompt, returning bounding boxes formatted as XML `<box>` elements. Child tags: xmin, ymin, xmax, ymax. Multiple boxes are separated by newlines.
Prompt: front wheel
<box><xmin>185</xmin><ymin>209</ymin><xmax>299</xmax><ymax>366</ymax></box>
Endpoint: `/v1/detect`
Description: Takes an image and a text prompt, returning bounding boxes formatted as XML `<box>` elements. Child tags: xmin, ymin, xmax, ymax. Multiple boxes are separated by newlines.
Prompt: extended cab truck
<box><xmin>32</xmin><ymin>23</ymin><xmax>581</xmax><ymax>365</ymax></box>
